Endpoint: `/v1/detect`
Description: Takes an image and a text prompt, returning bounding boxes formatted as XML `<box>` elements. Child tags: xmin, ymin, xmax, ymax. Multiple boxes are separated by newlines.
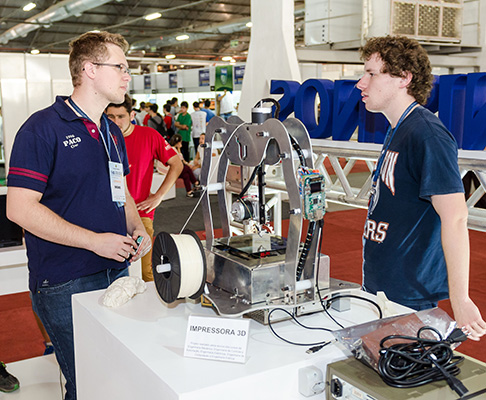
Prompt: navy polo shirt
<box><xmin>8</xmin><ymin>96</ymin><xmax>130</xmax><ymax>291</ymax></box>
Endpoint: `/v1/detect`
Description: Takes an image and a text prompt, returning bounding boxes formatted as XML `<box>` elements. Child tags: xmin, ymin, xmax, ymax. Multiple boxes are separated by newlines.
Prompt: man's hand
<box><xmin>431</xmin><ymin>193</ymin><xmax>485</xmax><ymax>341</ymax></box>
<box><xmin>451</xmin><ymin>297</ymin><xmax>486</xmax><ymax>341</ymax></box>
<box><xmin>129</xmin><ymin>229</ymin><xmax>151</xmax><ymax>262</ymax></box>
<box><xmin>90</xmin><ymin>232</ymin><xmax>138</xmax><ymax>262</ymax></box>
<box><xmin>137</xmin><ymin>193</ymin><xmax>162</xmax><ymax>214</ymax></box>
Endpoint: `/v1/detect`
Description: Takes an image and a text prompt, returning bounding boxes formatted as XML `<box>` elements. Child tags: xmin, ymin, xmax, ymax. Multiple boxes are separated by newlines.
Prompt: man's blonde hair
<box><xmin>69</xmin><ymin>31</ymin><xmax>129</xmax><ymax>87</ymax></box>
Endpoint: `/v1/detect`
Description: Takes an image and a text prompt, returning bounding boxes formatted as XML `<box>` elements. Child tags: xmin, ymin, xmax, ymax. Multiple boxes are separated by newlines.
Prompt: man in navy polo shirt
<box><xmin>357</xmin><ymin>36</ymin><xmax>485</xmax><ymax>341</ymax></box>
<box><xmin>6</xmin><ymin>31</ymin><xmax>150</xmax><ymax>399</ymax></box>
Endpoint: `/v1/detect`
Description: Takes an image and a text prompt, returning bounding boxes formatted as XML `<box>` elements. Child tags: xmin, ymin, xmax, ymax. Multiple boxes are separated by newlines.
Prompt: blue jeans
<box><xmin>221</xmin><ymin>112</ymin><xmax>232</xmax><ymax>121</ymax></box>
<box><xmin>31</xmin><ymin>268</ymin><xmax>128</xmax><ymax>400</ymax></box>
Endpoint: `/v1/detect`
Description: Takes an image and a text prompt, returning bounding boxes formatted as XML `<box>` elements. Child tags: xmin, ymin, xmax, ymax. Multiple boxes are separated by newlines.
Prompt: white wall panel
<box><xmin>155</xmin><ymin>73</ymin><xmax>169</xmax><ymax>91</ymax></box>
<box><xmin>52</xmin><ymin>80</ymin><xmax>73</xmax><ymax>97</ymax></box>
<box><xmin>132</xmin><ymin>75</ymin><xmax>145</xmax><ymax>92</ymax></box>
<box><xmin>462</xmin><ymin>0</ymin><xmax>480</xmax><ymax>46</ymax></box>
<box><xmin>25</xmin><ymin>55</ymin><xmax>51</xmax><ymax>81</ymax></box>
<box><xmin>300</xmin><ymin>63</ymin><xmax>322</xmax><ymax>81</ymax></box>
<box><xmin>175</xmin><ymin>70</ymin><xmax>183</xmax><ymax>89</ymax></box>
<box><xmin>1</xmin><ymin>78</ymin><xmax>28</xmax><ymax>169</ymax></box>
<box><xmin>0</xmin><ymin>53</ymin><xmax>71</xmax><ymax>169</ymax></box>
<box><xmin>27</xmin><ymin>81</ymin><xmax>53</xmax><ymax>115</ymax></box>
<box><xmin>0</xmin><ymin>54</ymin><xmax>25</xmax><ymax>79</ymax></box>
<box><xmin>181</xmin><ymin>69</ymin><xmax>199</xmax><ymax>89</ymax></box>
<box><xmin>49</xmin><ymin>54</ymin><xmax>71</xmax><ymax>80</ymax></box>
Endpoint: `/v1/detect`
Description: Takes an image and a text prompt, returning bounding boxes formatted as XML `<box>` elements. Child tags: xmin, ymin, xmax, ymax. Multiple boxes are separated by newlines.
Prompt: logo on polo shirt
<box><xmin>63</xmin><ymin>134</ymin><xmax>82</xmax><ymax>149</ymax></box>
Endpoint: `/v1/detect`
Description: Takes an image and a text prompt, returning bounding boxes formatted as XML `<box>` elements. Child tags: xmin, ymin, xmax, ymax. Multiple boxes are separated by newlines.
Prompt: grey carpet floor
<box><xmin>153</xmin><ymin>188</ymin><xmax>221</xmax><ymax>234</ymax></box>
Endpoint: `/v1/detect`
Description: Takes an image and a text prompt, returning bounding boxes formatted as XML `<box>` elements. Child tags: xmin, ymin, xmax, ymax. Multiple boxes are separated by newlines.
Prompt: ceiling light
<box><xmin>176</xmin><ymin>34</ymin><xmax>189</xmax><ymax>41</ymax></box>
<box><xmin>180</xmin><ymin>65</ymin><xmax>185</xmax><ymax>68</ymax></box>
<box><xmin>145</xmin><ymin>12</ymin><xmax>162</xmax><ymax>21</ymax></box>
<box><xmin>230</xmin><ymin>59</ymin><xmax>236</xmax><ymax>64</ymax></box>
<box><xmin>221</xmin><ymin>56</ymin><xmax>233</xmax><ymax>62</ymax></box>
<box><xmin>30</xmin><ymin>49</ymin><xmax>40</xmax><ymax>55</ymax></box>
<box><xmin>165</xmin><ymin>54</ymin><xmax>176</xmax><ymax>59</ymax></box>
<box><xmin>23</xmin><ymin>2</ymin><xmax>36</xmax><ymax>12</ymax></box>
<box><xmin>246</xmin><ymin>22</ymin><xmax>253</xmax><ymax>28</ymax></box>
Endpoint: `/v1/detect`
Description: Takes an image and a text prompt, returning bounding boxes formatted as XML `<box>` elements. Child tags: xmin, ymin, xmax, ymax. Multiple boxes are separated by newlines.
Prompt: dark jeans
<box><xmin>31</xmin><ymin>267</ymin><xmax>129</xmax><ymax>400</ymax></box>
<box><xmin>193</xmin><ymin>138</ymin><xmax>200</xmax><ymax>154</ymax></box>
<box><xmin>181</xmin><ymin>141</ymin><xmax>190</xmax><ymax>162</ymax></box>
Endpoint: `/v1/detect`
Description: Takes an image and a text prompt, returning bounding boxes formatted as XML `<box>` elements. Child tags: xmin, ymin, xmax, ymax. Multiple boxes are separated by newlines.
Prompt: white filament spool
<box><xmin>152</xmin><ymin>230</ymin><xmax>206</xmax><ymax>303</ymax></box>
<box><xmin>170</xmin><ymin>233</ymin><xmax>205</xmax><ymax>298</ymax></box>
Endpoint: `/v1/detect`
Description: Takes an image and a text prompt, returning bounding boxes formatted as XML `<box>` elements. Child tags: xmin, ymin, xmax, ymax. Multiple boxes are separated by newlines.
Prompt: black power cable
<box><xmin>296</xmin><ymin>221</ymin><xmax>317</xmax><ymax>281</ymax></box>
<box><xmin>267</xmin><ymin>307</ymin><xmax>333</xmax><ymax>348</ymax></box>
<box><xmin>378</xmin><ymin>327</ymin><xmax>469</xmax><ymax>397</ymax></box>
<box><xmin>253</xmin><ymin>98</ymin><xmax>281</xmax><ymax>119</ymax></box>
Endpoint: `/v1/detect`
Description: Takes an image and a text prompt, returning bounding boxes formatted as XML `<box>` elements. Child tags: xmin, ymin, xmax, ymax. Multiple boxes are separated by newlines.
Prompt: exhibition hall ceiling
<box><xmin>0</xmin><ymin>0</ymin><xmax>305</xmax><ymax>67</ymax></box>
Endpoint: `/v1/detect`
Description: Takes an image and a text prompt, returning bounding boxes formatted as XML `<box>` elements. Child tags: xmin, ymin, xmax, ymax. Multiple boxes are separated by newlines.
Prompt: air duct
<box><xmin>130</xmin><ymin>5</ymin><xmax>305</xmax><ymax>51</ymax></box>
<box><xmin>0</xmin><ymin>0</ymin><xmax>116</xmax><ymax>45</ymax></box>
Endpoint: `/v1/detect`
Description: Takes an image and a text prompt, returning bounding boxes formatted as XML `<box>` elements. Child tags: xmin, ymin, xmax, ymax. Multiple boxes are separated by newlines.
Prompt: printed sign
<box><xmin>144</xmin><ymin>75</ymin><xmax>151</xmax><ymax>90</ymax></box>
<box><xmin>199</xmin><ymin>69</ymin><xmax>210</xmax><ymax>87</ymax></box>
<box><xmin>234</xmin><ymin>65</ymin><xmax>245</xmax><ymax>85</ymax></box>
<box><xmin>184</xmin><ymin>315</ymin><xmax>250</xmax><ymax>363</ymax></box>
<box><xmin>169</xmin><ymin>73</ymin><xmax>178</xmax><ymax>89</ymax></box>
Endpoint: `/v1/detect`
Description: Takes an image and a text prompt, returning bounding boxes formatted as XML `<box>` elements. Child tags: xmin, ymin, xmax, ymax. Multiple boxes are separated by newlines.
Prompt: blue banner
<box><xmin>199</xmin><ymin>69</ymin><xmax>210</xmax><ymax>87</ymax></box>
<box><xmin>144</xmin><ymin>75</ymin><xmax>151</xmax><ymax>90</ymax></box>
<box><xmin>169</xmin><ymin>73</ymin><xmax>177</xmax><ymax>89</ymax></box>
<box><xmin>234</xmin><ymin>65</ymin><xmax>245</xmax><ymax>85</ymax></box>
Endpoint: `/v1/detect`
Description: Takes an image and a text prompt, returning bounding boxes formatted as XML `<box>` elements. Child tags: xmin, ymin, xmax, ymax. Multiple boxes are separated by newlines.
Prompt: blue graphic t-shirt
<box><xmin>363</xmin><ymin>106</ymin><xmax>464</xmax><ymax>306</ymax></box>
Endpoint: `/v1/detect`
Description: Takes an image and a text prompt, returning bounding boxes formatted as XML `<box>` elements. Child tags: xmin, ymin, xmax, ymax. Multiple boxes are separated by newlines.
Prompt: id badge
<box><xmin>109</xmin><ymin>161</ymin><xmax>126</xmax><ymax>203</ymax></box>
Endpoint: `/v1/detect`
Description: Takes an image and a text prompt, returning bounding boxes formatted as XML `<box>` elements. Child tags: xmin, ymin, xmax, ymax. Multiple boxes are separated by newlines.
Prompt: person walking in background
<box><xmin>191</xmin><ymin>101</ymin><xmax>206</xmax><ymax>153</ymax></box>
<box><xmin>106</xmin><ymin>94</ymin><xmax>182</xmax><ymax>282</ymax></box>
<box><xmin>217</xmin><ymin>89</ymin><xmax>234</xmax><ymax>120</ymax></box>
<box><xmin>174</xmin><ymin>101</ymin><xmax>192</xmax><ymax>162</ymax></box>
<box><xmin>146</xmin><ymin>103</ymin><xmax>167</xmax><ymax>137</ymax></box>
<box><xmin>142</xmin><ymin>102</ymin><xmax>152</xmax><ymax>126</ymax></box>
<box><xmin>357</xmin><ymin>35</ymin><xmax>485</xmax><ymax>340</ymax></box>
<box><xmin>168</xmin><ymin>134</ymin><xmax>199</xmax><ymax>197</ymax></box>
<box><xmin>6</xmin><ymin>31</ymin><xmax>150</xmax><ymax>399</ymax></box>
<box><xmin>200</xmin><ymin>99</ymin><xmax>215</xmax><ymax>123</ymax></box>
<box><xmin>163</xmin><ymin>103</ymin><xmax>174</xmax><ymax>139</ymax></box>
<box><xmin>170</xmin><ymin>97</ymin><xmax>179</xmax><ymax>116</ymax></box>
<box><xmin>134</xmin><ymin>101</ymin><xmax>146</xmax><ymax>125</ymax></box>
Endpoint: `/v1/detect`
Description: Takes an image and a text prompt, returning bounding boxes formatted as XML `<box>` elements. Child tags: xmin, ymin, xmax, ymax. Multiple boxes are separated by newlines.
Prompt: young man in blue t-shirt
<box><xmin>356</xmin><ymin>36</ymin><xmax>485</xmax><ymax>341</ymax></box>
<box><xmin>7</xmin><ymin>32</ymin><xmax>150</xmax><ymax>399</ymax></box>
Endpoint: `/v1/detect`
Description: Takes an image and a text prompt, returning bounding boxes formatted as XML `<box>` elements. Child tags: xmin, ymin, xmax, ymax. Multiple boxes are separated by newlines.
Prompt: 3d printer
<box><xmin>151</xmin><ymin>100</ymin><xmax>359</xmax><ymax>322</ymax></box>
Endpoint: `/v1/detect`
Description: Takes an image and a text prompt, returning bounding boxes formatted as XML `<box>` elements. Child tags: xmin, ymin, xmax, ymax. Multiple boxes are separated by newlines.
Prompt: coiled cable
<box><xmin>378</xmin><ymin>327</ymin><xmax>468</xmax><ymax>397</ymax></box>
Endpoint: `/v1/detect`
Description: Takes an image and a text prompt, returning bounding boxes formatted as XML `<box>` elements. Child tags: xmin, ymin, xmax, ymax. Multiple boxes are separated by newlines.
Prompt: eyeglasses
<box><xmin>92</xmin><ymin>62</ymin><xmax>131</xmax><ymax>76</ymax></box>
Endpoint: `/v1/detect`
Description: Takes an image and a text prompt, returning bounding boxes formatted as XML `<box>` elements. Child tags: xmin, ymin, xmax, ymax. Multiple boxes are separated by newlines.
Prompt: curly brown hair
<box><xmin>359</xmin><ymin>36</ymin><xmax>433</xmax><ymax>105</ymax></box>
<box><xmin>69</xmin><ymin>31</ymin><xmax>129</xmax><ymax>88</ymax></box>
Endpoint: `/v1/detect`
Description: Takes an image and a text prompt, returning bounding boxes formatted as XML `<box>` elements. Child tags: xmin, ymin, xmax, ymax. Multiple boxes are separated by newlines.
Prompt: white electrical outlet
<box><xmin>298</xmin><ymin>365</ymin><xmax>325</xmax><ymax>397</ymax></box>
